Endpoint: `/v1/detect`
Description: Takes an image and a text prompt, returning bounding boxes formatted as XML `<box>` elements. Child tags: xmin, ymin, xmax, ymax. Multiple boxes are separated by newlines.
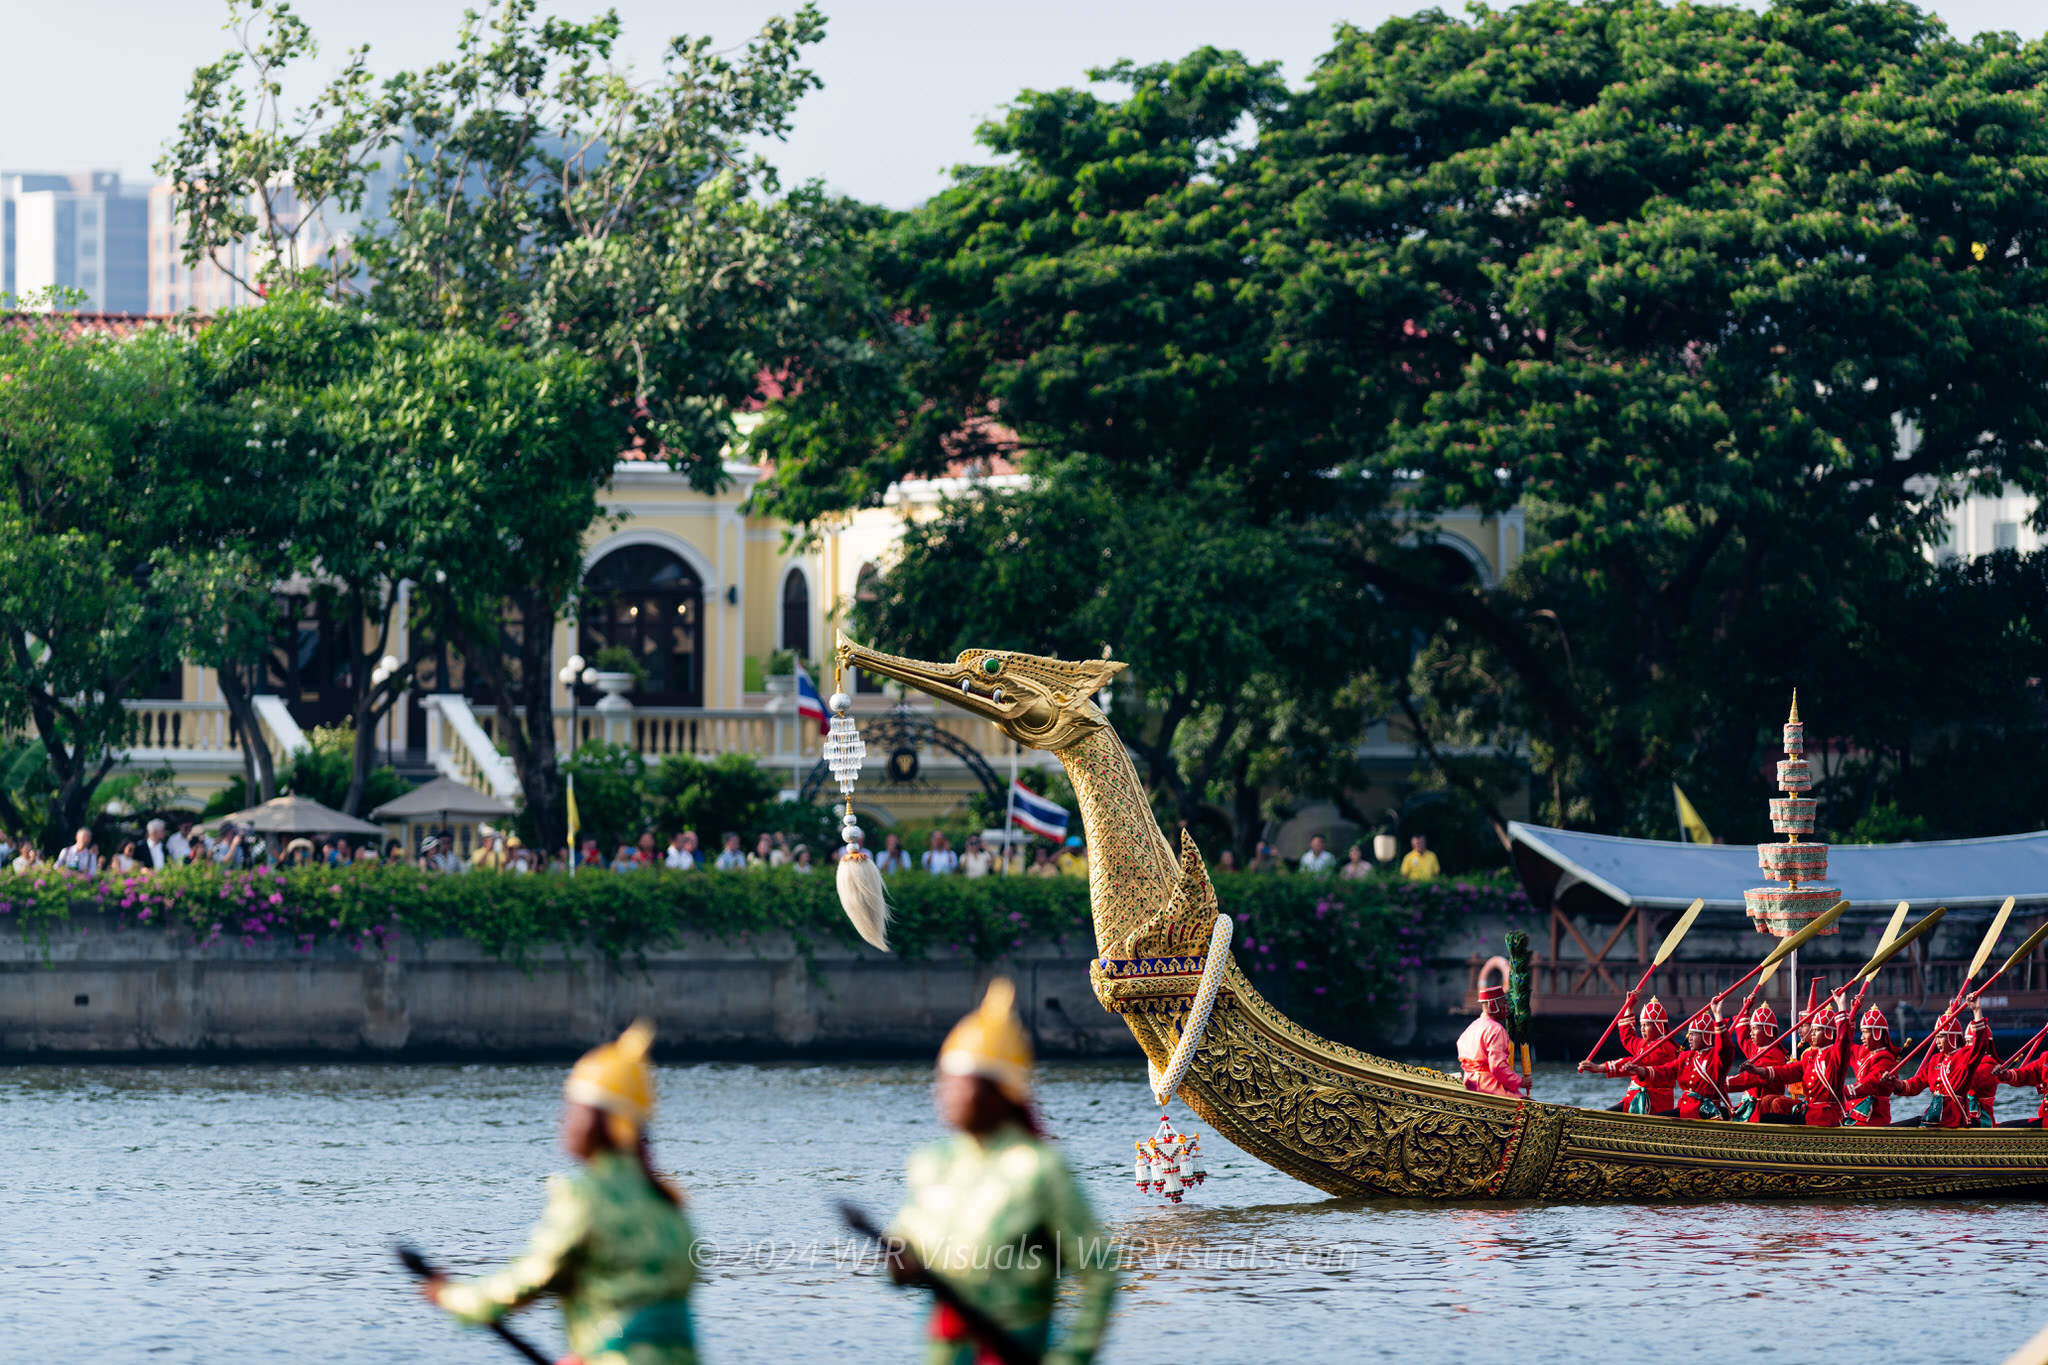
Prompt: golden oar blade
<box><xmin>1853</xmin><ymin>906</ymin><xmax>1947</xmax><ymax>985</ymax></box>
<box><xmin>1756</xmin><ymin>955</ymin><xmax>1786</xmax><ymax>990</ymax></box>
<box><xmin>1878</xmin><ymin>900</ymin><xmax>1910</xmax><ymax>953</ymax></box>
<box><xmin>1967</xmin><ymin>895</ymin><xmax>2017</xmax><ymax>981</ymax></box>
<box><xmin>1652</xmin><ymin>898</ymin><xmax>1706</xmax><ymax>967</ymax></box>
<box><xmin>1992</xmin><ymin>916</ymin><xmax>2048</xmax><ymax>983</ymax></box>
<box><xmin>1759</xmin><ymin>898</ymin><xmax>1850</xmax><ymax>970</ymax></box>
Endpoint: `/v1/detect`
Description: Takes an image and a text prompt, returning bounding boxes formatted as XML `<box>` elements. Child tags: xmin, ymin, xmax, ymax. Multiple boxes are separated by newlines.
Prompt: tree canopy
<box><xmin>153</xmin><ymin>0</ymin><xmax>856</xmax><ymax>845</ymax></box>
<box><xmin>758</xmin><ymin>0</ymin><xmax>2048</xmax><ymax>846</ymax></box>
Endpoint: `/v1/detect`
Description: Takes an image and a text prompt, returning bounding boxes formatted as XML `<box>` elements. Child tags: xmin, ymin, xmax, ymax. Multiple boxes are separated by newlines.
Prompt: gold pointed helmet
<box><xmin>938</xmin><ymin>977</ymin><xmax>1034</xmax><ymax>1103</ymax></box>
<box><xmin>565</xmin><ymin>1019</ymin><xmax>657</xmax><ymax>1135</ymax></box>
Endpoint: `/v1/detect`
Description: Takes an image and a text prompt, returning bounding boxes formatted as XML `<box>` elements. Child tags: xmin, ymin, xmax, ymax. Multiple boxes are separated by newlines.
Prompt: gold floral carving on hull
<box><xmin>1054</xmin><ymin>714</ymin><xmax>2048</xmax><ymax>1202</ymax></box>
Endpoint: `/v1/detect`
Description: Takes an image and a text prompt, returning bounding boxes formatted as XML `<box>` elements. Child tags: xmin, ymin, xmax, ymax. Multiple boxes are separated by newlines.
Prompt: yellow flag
<box><xmin>566</xmin><ymin>772</ymin><xmax>581</xmax><ymax>851</ymax></box>
<box><xmin>1673</xmin><ymin>783</ymin><xmax>1713</xmax><ymax>845</ymax></box>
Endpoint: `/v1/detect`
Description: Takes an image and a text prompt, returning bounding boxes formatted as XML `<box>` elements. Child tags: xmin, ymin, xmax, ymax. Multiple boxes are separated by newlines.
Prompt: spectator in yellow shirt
<box><xmin>1055</xmin><ymin>835</ymin><xmax>1089</xmax><ymax>878</ymax></box>
<box><xmin>471</xmin><ymin>832</ymin><xmax>509</xmax><ymax>872</ymax></box>
<box><xmin>1398</xmin><ymin>834</ymin><xmax>1441</xmax><ymax>881</ymax></box>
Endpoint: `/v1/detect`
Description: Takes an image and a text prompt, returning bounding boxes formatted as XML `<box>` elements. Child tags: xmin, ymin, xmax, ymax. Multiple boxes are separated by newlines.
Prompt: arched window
<box><xmin>781</xmin><ymin>568</ymin><xmax>811</xmax><ymax>660</ymax></box>
<box><xmin>852</xmin><ymin>562</ymin><xmax>884</xmax><ymax>693</ymax></box>
<box><xmin>579</xmin><ymin>545</ymin><xmax>704</xmax><ymax>706</ymax></box>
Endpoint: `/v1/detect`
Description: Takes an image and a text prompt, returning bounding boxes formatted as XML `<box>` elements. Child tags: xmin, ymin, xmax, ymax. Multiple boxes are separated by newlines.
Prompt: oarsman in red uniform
<box><xmin>1627</xmin><ymin>1004</ymin><xmax>1740</xmax><ymax>1120</ymax></box>
<box><xmin>1995</xmin><ymin>1043</ymin><xmax>2048</xmax><ymax>1127</ymax></box>
<box><xmin>1729</xmin><ymin>1003</ymin><xmax>1855</xmax><ymax>1126</ymax></box>
<box><xmin>1892</xmin><ymin>1008</ymin><xmax>1996</xmax><ymax>1127</ymax></box>
<box><xmin>1579</xmin><ymin>992</ymin><xmax>1678</xmax><ymax>1115</ymax></box>
<box><xmin>1892</xmin><ymin>1016</ymin><xmax>1963</xmax><ymax>1126</ymax></box>
<box><xmin>1960</xmin><ymin>1015</ymin><xmax>2001</xmax><ymax>1126</ymax></box>
<box><xmin>1727</xmin><ymin>1000</ymin><xmax>1791</xmax><ymax>1122</ymax></box>
<box><xmin>1845</xmin><ymin>1005</ymin><xmax>1901</xmax><ymax>1127</ymax></box>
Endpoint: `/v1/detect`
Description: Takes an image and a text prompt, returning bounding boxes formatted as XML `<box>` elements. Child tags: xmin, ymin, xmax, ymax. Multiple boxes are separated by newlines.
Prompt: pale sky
<box><xmin>4</xmin><ymin>0</ymin><xmax>2042</xmax><ymax>208</ymax></box>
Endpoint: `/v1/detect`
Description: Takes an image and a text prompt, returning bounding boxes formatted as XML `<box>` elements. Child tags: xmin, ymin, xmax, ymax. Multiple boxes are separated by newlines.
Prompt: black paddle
<box><xmin>396</xmin><ymin>1245</ymin><xmax>553</xmax><ymax>1365</ymax></box>
<box><xmin>837</xmin><ymin>1202</ymin><xmax>1041</xmax><ymax>1365</ymax></box>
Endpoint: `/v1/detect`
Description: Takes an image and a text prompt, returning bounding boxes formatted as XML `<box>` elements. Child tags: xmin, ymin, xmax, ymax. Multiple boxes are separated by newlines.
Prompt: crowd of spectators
<box><xmin>1213</xmin><ymin>833</ymin><xmax>1442</xmax><ymax>881</ymax></box>
<box><xmin>0</xmin><ymin>818</ymin><xmax>1444</xmax><ymax>882</ymax></box>
<box><xmin>5</xmin><ymin>819</ymin><xmax>276</xmax><ymax>875</ymax></box>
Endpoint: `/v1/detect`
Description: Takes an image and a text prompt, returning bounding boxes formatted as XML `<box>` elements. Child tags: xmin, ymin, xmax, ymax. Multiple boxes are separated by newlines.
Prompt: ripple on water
<box><xmin>2</xmin><ymin>1060</ymin><xmax>2043</xmax><ymax>1363</ymax></box>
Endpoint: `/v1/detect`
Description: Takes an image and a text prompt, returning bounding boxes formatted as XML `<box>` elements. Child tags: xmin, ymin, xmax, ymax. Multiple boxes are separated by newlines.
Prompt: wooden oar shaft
<box><xmin>1897</xmin><ymin>918</ymin><xmax>2043</xmax><ymax>1071</ymax></box>
<box><xmin>1756</xmin><ymin>907</ymin><xmax>1948</xmax><ymax>1053</ymax></box>
<box><xmin>1581</xmin><ymin>961</ymin><xmax>1660</xmax><ymax>1066</ymax></box>
<box><xmin>838</xmin><ymin>1203</ymin><xmax>1041</xmax><ymax>1365</ymax></box>
<box><xmin>398</xmin><ymin>1246</ymin><xmax>553</xmax><ymax>1365</ymax></box>
<box><xmin>2007</xmin><ymin>1019</ymin><xmax>2048</xmax><ymax>1073</ymax></box>
<box><xmin>1579</xmin><ymin>897</ymin><xmax>1705</xmax><ymax>1065</ymax></box>
<box><xmin>1703</xmin><ymin>901</ymin><xmax>1848</xmax><ymax>1026</ymax></box>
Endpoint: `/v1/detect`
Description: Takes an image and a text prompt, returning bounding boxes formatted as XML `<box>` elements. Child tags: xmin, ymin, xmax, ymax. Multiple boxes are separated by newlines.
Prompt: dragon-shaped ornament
<box><xmin>834</xmin><ymin>638</ymin><xmax>2048</xmax><ymax>1203</ymax></box>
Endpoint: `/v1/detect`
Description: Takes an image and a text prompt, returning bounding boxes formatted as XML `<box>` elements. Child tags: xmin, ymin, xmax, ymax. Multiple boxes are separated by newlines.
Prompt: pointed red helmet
<box><xmin>1808</xmin><ymin>1009</ymin><xmax>1837</xmax><ymax>1043</ymax></box>
<box><xmin>1860</xmin><ymin>1005</ymin><xmax>1889</xmax><ymax>1037</ymax></box>
<box><xmin>1749</xmin><ymin>1001</ymin><xmax>1777</xmax><ymax>1030</ymax></box>
<box><xmin>1639</xmin><ymin>996</ymin><xmax>1668</xmax><ymax>1032</ymax></box>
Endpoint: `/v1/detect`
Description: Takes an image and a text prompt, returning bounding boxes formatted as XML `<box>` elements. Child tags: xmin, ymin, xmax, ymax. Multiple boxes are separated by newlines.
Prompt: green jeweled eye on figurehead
<box><xmin>980</xmin><ymin>656</ymin><xmax>1003</xmax><ymax>676</ymax></box>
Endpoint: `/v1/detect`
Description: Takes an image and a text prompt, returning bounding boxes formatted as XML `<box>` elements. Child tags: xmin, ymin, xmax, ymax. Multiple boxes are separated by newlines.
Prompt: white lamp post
<box><xmin>557</xmin><ymin>653</ymin><xmax>595</xmax><ymax>751</ymax></box>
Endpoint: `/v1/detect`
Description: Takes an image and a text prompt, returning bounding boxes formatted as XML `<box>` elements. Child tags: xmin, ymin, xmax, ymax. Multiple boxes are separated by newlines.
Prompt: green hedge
<box><xmin>1210</xmin><ymin>873</ymin><xmax>1530</xmax><ymax>1041</ymax></box>
<box><xmin>0</xmin><ymin>866</ymin><xmax>1528</xmax><ymax>1038</ymax></box>
<box><xmin>0</xmin><ymin>864</ymin><xmax>1099</xmax><ymax>964</ymax></box>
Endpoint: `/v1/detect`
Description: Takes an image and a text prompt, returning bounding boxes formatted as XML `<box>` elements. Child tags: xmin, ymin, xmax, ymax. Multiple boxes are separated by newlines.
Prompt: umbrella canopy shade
<box><xmin>212</xmin><ymin>794</ymin><xmax>385</xmax><ymax>838</ymax></box>
<box><xmin>368</xmin><ymin>776</ymin><xmax>513</xmax><ymax>823</ymax></box>
<box><xmin>1509</xmin><ymin>820</ymin><xmax>2048</xmax><ymax>917</ymax></box>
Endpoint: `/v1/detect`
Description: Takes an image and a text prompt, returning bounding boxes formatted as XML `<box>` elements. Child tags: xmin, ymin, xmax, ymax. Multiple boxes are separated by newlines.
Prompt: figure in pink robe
<box><xmin>1459</xmin><ymin>982</ymin><xmax>1526</xmax><ymax>1097</ymax></box>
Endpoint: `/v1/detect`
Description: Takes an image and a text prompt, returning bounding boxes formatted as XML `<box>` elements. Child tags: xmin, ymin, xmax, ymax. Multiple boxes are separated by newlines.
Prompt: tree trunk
<box><xmin>1228</xmin><ymin>747</ymin><xmax>1261</xmax><ymax>862</ymax></box>
<box><xmin>342</xmin><ymin>699</ymin><xmax>376</xmax><ymax>815</ymax></box>
<box><xmin>216</xmin><ymin>666</ymin><xmax>276</xmax><ymax>801</ymax></box>
<box><xmin>435</xmin><ymin>585</ymin><xmax>566</xmax><ymax>852</ymax></box>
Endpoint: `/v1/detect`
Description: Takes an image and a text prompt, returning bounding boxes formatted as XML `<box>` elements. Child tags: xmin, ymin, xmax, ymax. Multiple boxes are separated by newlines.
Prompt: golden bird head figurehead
<box><xmin>835</xmin><ymin>637</ymin><xmax>1124</xmax><ymax>754</ymax></box>
<box><xmin>937</xmin><ymin>977</ymin><xmax>1034</xmax><ymax>1104</ymax></box>
<box><xmin>565</xmin><ymin>1018</ymin><xmax>657</xmax><ymax>1148</ymax></box>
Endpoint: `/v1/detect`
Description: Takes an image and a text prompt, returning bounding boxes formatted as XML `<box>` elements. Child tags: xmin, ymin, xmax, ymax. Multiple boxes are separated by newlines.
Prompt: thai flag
<box><xmin>1010</xmin><ymin>779</ymin><xmax>1069</xmax><ymax>841</ymax></box>
<box><xmin>794</xmin><ymin>663</ymin><xmax>829</xmax><ymax>734</ymax></box>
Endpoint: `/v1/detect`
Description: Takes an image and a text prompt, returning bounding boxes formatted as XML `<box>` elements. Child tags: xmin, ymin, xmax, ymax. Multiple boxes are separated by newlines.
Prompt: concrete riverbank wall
<box><xmin>0</xmin><ymin>916</ymin><xmax>1140</xmax><ymax>1061</ymax></box>
<box><xmin>4</xmin><ymin>907</ymin><xmax>1677</xmax><ymax>1062</ymax></box>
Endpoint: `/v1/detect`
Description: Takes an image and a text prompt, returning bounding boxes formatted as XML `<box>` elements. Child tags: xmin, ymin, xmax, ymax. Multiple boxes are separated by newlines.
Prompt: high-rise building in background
<box><xmin>0</xmin><ymin>171</ymin><xmax>149</xmax><ymax>312</ymax></box>
<box><xmin>147</xmin><ymin>182</ymin><xmax>264</xmax><ymax>315</ymax></box>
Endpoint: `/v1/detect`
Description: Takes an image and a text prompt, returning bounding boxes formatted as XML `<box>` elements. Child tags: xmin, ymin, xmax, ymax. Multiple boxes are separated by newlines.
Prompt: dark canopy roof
<box><xmin>368</xmin><ymin>776</ymin><xmax>513</xmax><ymax>822</ymax></box>
<box><xmin>1508</xmin><ymin>821</ymin><xmax>2048</xmax><ymax>918</ymax></box>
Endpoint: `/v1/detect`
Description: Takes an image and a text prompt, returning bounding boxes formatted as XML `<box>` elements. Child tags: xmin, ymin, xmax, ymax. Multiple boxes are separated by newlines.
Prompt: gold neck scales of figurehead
<box><xmin>835</xmin><ymin>639</ymin><xmax>1125</xmax><ymax>753</ymax></box>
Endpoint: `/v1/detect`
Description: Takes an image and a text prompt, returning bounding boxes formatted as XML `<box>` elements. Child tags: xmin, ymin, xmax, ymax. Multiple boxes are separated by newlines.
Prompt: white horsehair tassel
<box><xmin>837</xmin><ymin>849</ymin><xmax>890</xmax><ymax>951</ymax></box>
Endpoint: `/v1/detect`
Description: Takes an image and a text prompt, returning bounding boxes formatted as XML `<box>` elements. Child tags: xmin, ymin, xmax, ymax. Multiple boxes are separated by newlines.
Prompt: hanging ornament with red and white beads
<box><xmin>1133</xmin><ymin>1114</ymin><xmax>1208</xmax><ymax>1203</ymax></box>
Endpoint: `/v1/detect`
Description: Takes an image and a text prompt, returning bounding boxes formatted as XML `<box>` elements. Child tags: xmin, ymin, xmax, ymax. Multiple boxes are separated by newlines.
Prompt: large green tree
<box><xmin>759</xmin><ymin>0</ymin><xmax>2048</xmax><ymax>840</ymax></box>
<box><xmin>337</xmin><ymin>328</ymin><xmax>627</xmax><ymax>841</ymax></box>
<box><xmin>0</xmin><ymin>320</ymin><xmax>203</xmax><ymax>842</ymax></box>
<box><xmin>166</xmin><ymin>0</ymin><xmax>859</xmax><ymax>845</ymax></box>
<box><xmin>847</xmin><ymin>466</ymin><xmax>1386</xmax><ymax>851</ymax></box>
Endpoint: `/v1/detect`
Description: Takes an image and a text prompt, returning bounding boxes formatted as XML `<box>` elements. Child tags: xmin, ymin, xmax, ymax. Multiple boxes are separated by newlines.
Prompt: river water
<box><xmin>4</xmin><ymin>1059</ymin><xmax>2044</xmax><ymax>1363</ymax></box>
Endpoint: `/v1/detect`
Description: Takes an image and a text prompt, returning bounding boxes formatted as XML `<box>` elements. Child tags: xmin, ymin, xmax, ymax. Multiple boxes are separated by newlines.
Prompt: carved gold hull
<box><xmin>1118</xmin><ymin>965</ymin><xmax>2048</xmax><ymax>1201</ymax></box>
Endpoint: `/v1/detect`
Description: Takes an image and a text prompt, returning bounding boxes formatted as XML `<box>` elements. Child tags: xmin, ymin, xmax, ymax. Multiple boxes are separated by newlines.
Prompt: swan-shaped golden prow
<box><xmin>835</xmin><ymin>638</ymin><xmax>1125</xmax><ymax>754</ymax></box>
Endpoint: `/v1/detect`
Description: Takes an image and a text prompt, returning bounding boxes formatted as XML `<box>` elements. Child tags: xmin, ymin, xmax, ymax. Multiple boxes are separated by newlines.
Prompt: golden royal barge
<box><xmin>838</xmin><ymin>640</ymin><xmax>2048</xmax><ymax>1202</ymax></box>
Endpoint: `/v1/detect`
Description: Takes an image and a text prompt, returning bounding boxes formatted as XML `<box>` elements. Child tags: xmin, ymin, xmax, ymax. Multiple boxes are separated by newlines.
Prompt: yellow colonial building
<box><xmin>120</xmin><ymin>449</ymin><xmax>1526</xmax><ymax>839</ymax></box>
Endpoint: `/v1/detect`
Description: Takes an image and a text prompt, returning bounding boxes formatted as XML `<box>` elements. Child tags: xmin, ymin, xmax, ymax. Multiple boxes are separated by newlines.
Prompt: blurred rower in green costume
<box><xmin>887</xmin><ymin>978</ymin><xmax>1119</xmax><ymax>1365</ymax></box>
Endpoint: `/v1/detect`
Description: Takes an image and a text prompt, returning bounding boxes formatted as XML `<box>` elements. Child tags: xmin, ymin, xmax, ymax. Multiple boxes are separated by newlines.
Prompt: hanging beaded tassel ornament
<box><xmin>824</xmin><ymin>665</ymin><xmax>889</xmax><ymax>950</ymax></box>
<box><xmin>1132</xmin><ymin>1114</ymin><xmax>1207</xmax><ymax>1204</ymax></box>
